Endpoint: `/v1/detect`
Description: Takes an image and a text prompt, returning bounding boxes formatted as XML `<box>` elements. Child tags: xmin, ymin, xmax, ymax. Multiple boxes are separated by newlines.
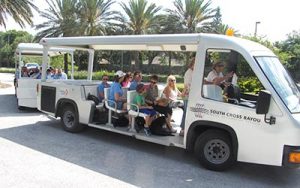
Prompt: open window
<box><xmin>202</xmin><ymin>49</ymin><xmax>265</xmax><ymax>108</ymax></box>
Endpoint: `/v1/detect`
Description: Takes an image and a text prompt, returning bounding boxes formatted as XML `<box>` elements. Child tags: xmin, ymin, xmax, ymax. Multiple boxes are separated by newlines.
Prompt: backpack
<box><xmin>112</xmin><ymin>114</ymin><xmax>129</xmax><ymax>127</ymax></box>
<box><xmin>87</xmin><ymin>93</ymin><xmax>100</xmax><ymax>105</ymax></box>
<box><xmin>135</xmin><ymin>117</ymin><xmax>145</xmax><ymax>133</ymax></box>
<box><xmin>150</xmin><ymin>116</ymin><xmax>174</xmax><ymax>136</ymax></box>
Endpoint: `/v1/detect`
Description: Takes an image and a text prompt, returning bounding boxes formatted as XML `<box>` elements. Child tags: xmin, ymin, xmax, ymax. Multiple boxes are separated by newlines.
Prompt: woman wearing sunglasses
<box><xmin>163</xmin><ymin>75</ymin><xmax>183</xmax><ymax>102</ymax></box>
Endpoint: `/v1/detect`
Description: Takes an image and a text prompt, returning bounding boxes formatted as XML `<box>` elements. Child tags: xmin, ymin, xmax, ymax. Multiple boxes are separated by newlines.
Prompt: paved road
<box><xmin>0</xmin><ymin>73</ymin><xmax>300</xmax><ymax>188</ymax></box>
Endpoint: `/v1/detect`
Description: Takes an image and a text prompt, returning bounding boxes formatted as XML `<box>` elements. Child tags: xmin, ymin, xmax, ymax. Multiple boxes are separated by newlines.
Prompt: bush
<box><xmin>0</xmin><ymin>67</ymin><xmax>15</xmax><ymax>73</ymax></box>
<box><xmin>71</xmin><ymin>70</ymin><xmax>184</xmax><ymax>83</ymax></box>
<box><xmin>238</xmin><ymin>77</ymin><xmax>263</xmax><ymax>93</ymax></box>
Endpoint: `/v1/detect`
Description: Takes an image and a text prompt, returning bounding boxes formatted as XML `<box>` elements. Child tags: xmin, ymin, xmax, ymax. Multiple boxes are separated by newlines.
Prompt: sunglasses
<box><xmin>151</xmin><ymin>81</ymin><xmax>157</xmax><ymax>84</ymax></box>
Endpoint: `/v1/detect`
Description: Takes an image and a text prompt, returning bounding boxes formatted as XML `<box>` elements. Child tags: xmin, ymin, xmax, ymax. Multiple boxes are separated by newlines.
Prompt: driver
<box><xmin>206</xmin><ymin>61</ymin><xmax>233</xmax><ymax>88</ymax></box>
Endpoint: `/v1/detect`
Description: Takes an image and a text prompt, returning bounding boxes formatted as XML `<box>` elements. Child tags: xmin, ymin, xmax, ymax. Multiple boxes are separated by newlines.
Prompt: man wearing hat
<box><xmin>206</xmin><ymin>61</ymin><xmax>233</xmax><ymax>86</ymax></box>
<box><xmin>108</xmin><ymin>70</ymin><xmax>127</xmax><ymax>110</ymax></box>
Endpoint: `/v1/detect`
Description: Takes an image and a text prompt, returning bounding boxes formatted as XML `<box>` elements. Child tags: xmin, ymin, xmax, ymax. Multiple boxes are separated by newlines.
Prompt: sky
<box><xmin>0</xmin><ymin>0</ymin><xmax>299</xmax><ymax>42</ymax></box>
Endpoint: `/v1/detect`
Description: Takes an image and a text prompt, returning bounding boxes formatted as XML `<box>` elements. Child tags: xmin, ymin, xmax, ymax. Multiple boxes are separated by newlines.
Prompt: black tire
<box><xmin>17</xmin><ymin>105</ymin><xmax>26</xmax><ymax>110</ymax></box>
<box><xmin>194</xmin><ymin>129</ymin><xmax>236</xmax><ymax>171</ymax></box>
<box><xmin>60</xmin><ymin>105</ymin><xmax>84</xmax><ymax>133</ymax></box>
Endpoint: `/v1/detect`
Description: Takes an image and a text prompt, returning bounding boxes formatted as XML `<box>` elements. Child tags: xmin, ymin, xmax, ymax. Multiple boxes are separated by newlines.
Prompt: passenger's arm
<box><xmin>99</xmin><ymin>91</ymin><xmax>104</xmax><ymax>99</ymax></box>
<box><xmin>114</xmin><ymin>93</ymin><xmax>126</xmax><ymax>102</ymax></box>
<box><xmin>163</xmin><ymin>87</ymin><xmax>171</xmax><ymax>100</ymax></box>
<box><xmin>136</xmin><ymin>97</ymin><xmax>152</xmax><ymax>109</ymax></box>
<box><xmin>212</xmin><ymin>72</ymin><xmax>234</xmax><ymax>85</ymax></box>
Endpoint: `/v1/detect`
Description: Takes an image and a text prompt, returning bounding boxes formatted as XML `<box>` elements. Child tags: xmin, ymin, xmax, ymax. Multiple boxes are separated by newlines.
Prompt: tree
<box><xmin>34</xmin><ymin>0</ymin><xmax>79</xmax><ymax>40</ymax></box>
<box><xmin>163</xmin><ymin>0</ymin><xmax>216</xmax><ymax>69</ymax></box>
<box><xmin>275</xmin><ymin>31</ymin><xmax>300</xmax><ymax>80</ymax></box>
<box><xmin>0</xmin><ymin>0</ymin><xmax>38</xmax><ymax>28</ymax></box>
<box><xmin>120</xmin><ymin>0</ymin><xmax>162</xmax><ymax>69</ymax></box>
<box><xmin>166</xmin><ymin>0</ymin><xmax>216</xmax><ymax>33</ymax></box>
<box><xmin>120</xmin><ymin>0</ymin><xmax>161</xmax><ymax>34</ymax></box>
<box><xmin>77</xmin><ymin>0</ymin><xmax>120</xmax><ymax>36</ymax></box>
<box><xmin>0</xmin><ymin>30</ymin><xmax>33</xmax><ymax>67</ymax></box>
<box><xmin>35</xmin><ymin>0</ymin><xmax>79</xmax><ymax>74</ymax></box>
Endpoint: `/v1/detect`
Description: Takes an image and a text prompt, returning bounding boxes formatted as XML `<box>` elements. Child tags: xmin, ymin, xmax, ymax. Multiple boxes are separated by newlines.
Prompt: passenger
<box><xmin>145</xmin><ymin>75</ymin><xmax>175</xmax><ymax>133</ymax></box>
<box><xmin>97</xmin><ymin>74</ymin><xmax>111</xmax><ymax>103</ymax></box>
<box><xmin>36</xmin><ymin>67</ymin><xmax>42</xmax><ymax>79</ymax></box>
<box><xmin>180</xmin><ymin>57</ymin><xmax>195</xmax><ymax>136</ymax></box>
<box><xmin>128</xmin><ymin>72</ymin><xmax>133</xmax><ymax>82</ymax></box>
<box><xmin>121</xmin><ymin>72</ymin><xmax>132</xmax><ymax>88</ymax></box>
<box><xmin>162</xmin><ymin>75</ymin><xmax>184</xmax><ymax>129</ymax></box>
<box><xmin>21</xmin><ymin>66</ymin><xmax>29</xmax><ymax>77</ymax></box>
<box><xmin>108</xmin><ymin>70</ymin><xmax>127</xmax><ymax>110</ymax></box>
<box><xmin>30</xmin><ymin>67</ymin><xmax>41</xmax><ymax>79</ymax></box>
<box><xmin>129</xmin><ymin>71</ymin><xmax>142</xmax><ymax>91</ymax></box>
<box><xmin>134</xmin><ymin>83</ymin><xmax>156</xmax><ymax>136</ymax></box>
<box><xmin>49</xmin><ymin>67</ymin><xmax>55</xmax><ymax>78</ymax></box>
<box><xmin>162</xmin><ymin>75</ymin><xmax>183</xmax><ymax>103</ymax></box>
<box><xmin>53</xmin><ymin>68</ymin><xmax>68</xmax><ymax>80</ymax></box>
<box><xmin>206</xmin><ymin>61</ymin><xmax>233</xmax><ymax>88</ymax></box>
<box><xmin>46</xmin><ymin>68</ymin><xmax>52</xmax><ymax>79</ymax></box>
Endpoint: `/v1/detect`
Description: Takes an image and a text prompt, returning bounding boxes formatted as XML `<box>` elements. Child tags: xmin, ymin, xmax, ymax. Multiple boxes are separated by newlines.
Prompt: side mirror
<box><xmin>256</xmin><ymin>90</ymin><xmax>271</xmax><ymax>114</ymax></box>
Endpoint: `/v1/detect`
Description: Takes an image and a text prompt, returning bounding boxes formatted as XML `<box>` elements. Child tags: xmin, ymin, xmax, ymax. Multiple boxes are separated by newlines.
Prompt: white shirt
<box><xmin>206</xmin><ymin>70</ymin><xmax>224</xmax><ymax>83</ymax></box>
<box><xmin>184</xmin><ymin>68</ymin><xmax>193</xmax><ymax>89</ymax></box>
<box><xmin>61</xmin><ymin>72</ymin><xmax>68</xmax><ymax>80</ymax></box>
<box><xmin>184</xmin><ymin>68</ymin><xmax>193</xmax><ymax>97</ymax></box>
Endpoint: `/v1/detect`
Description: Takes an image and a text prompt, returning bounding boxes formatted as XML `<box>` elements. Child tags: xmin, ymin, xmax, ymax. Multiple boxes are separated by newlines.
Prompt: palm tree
<box><xmin>0</xmin><ymin>0</ymin><xmax>38</xmax><ymax>28</ymax></box>
<box><xmin>120</xmin><ymin>0</ymin><xmax>161</xmax><ymax>34</ymax></box>
<box><xmin>35</xmin><ymin>0</ymin><xmax>79</xmax><ymax>74</ymax></box>
<box><xmin>77</xmin><ymin>0</ymin><xmax>119</xmax><ymax>36</ymax></box>
<box><xmin>35</xmin><ymin>0</ymin><xmax>78</xmax><ymax>40</ymax></box>
<box><xmin>166</xmin><ymin>0</ymin><xmax>216</xmax><ymax>33</ymax></box>
<box><xmin>120</xmin><ymin>0</ymin><xmax>162</xmax><ymax>69</ymax></box>
<box><xmin>164</xmin><ymin>0</ymin><xmax>216</xmax><ymax>68</ymax></box>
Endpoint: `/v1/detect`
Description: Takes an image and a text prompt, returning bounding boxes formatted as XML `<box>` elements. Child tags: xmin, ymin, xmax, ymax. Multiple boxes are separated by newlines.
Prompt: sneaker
<box><xmin>144</xmin><ymin>127</ymin><xmax>151</xmax><ymax>136</ymax></box>
<box><xmin>169</xmin><ymin>128</ymin><xmax>177</xmax><ymax>133</ymax></box>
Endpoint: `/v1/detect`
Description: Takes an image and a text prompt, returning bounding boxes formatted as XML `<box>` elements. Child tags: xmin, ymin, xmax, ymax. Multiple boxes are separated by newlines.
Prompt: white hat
<box><xmin>115</xmin><ymin>70</ymin><xmax>126</xmax><ymax>78</ymax></box>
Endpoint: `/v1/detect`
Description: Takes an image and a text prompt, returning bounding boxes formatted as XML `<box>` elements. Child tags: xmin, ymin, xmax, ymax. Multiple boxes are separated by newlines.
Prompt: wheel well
<box><xmin>55</xmin><ymin>99</ymin><xmax>78</xmax><ymax>118</ymax></box>
<box><xmin>186</xmin><ymin>121</ymin><xmax>238</xmax><ymax>157</ymax></box>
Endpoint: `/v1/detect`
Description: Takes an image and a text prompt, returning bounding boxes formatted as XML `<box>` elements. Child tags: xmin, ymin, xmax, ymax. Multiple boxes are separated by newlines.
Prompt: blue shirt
<box><xmin>53</xmin><ymin>72</ymin><xmax>68</xmax><ymax>80</ymax></box>
<box><xmin>109</xmin><ymin>82</ymin><xmax>123</xmax><ymax>102</ymax></box>
<box><xmin>129</xmin><ymin>80</ymin><xmax>138</xmax><ymax>91</ymax></box>
<box><xmin>97</xmin><ymin>82</ymin><xmax>110</xmax><ymax>102</ymax></box>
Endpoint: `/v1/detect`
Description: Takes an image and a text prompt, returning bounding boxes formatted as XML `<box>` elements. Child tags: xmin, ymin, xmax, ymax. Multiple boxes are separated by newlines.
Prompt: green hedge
<box><xmin>72</xmin><ymin>72</ymin><xmax>263</xmax><ymax>93</ymax></box>
<box><xmin>72</xmin><ymin>70</ymin><xmax>184</xmax><ymax>83</ymax></box>
<box><xmin>0</xmin><ymin>67</ymin><xmax>15</xmax><ymax>73</ymax></box>
<box><xmin>238</xmin><ymin>77</ymin><xmax>263</xmax><ymax>93</ymax></box>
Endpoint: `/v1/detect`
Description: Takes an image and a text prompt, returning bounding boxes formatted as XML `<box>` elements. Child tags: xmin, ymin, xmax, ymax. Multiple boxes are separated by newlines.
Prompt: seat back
<box><xmin>83</xmin><ymin>84</ymin><xmax>99</xmax><ymax>99</ymax></box>
<box><xmin>127</xmin><ymin>90</ymin><xmax>138</xmax><ymax>110</ymax></box>
<box><xmin>202</xmin><ymin>84</ymin><xmax>223</xmax><ymax>101</ymax></box>
<box><xmin>157</xmin><ymin>84</ymin><xmax>164</xmax><ymax>98</ymax></box>
<box><xmin>122</xmin><ymin>87</ymin><xmax>128</xmax><ymax>98</ymax></box>
<box><xmin>104</xmin><ymin>87</ymin><xmax>110</xmax><ymax>107</ymax></box>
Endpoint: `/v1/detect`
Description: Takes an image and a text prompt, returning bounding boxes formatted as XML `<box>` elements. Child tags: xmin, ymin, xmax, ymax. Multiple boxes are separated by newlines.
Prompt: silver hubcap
<box><xmin>63</xmin><ymin>111</ymin><xmax>75</xmax><ymax>128</ymax></box>
<box><xmin>204</xmin><ymin>139</ymin><xmax>230</xmax><ymax>164</ymax></box>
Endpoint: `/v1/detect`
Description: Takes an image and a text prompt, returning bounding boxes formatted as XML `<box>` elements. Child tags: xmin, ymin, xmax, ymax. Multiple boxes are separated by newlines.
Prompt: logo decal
<box><xmin>190</xmin><ymin>103</ymin><xmax>209</xmax><ymax>118</ymax></box>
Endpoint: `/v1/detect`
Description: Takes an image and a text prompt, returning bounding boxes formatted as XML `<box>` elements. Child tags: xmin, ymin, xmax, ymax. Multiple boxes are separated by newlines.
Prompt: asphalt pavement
<box><xmin>0</xmin><ymin>73</ymin><xmax>300</xmax><ymax>188</ymax></box>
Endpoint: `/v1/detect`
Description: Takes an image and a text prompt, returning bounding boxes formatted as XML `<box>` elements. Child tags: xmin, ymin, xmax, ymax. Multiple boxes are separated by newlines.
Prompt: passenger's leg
<box><xmin>180</xmin><ymin>100</ymin><xmax>188</xmax><ymax>136</ymax></box>
<box><xmin>144</xmin><ymin>115</ymin><xmax>151</xmax><ymax>136</ymax></box>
